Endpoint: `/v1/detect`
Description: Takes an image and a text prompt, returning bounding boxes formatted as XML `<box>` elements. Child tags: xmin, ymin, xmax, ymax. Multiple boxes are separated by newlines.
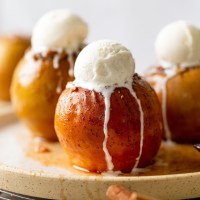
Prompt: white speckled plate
<box><xmin>0</xmin><ymin>103</ymin><xmax>200</xmax><ymax>200</ymax></box>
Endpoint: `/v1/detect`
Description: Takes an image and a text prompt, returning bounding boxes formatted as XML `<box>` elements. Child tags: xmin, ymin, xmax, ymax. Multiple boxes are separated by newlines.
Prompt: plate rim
<box><xmin>1</xmin><ymin>163</ymin><xmax>200</xmax><ymax>200</ymax></box>
<box><xmin>1</xmin><ymin>163</ymin><xmax>200</xmax><ymax>181</ymax></box>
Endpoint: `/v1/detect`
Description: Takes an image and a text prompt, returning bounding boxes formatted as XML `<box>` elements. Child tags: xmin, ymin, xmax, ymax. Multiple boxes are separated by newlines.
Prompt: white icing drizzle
<box><xmin>161</xmin><ymin>69</ymin><xmax>176</xmax><ymax>142</ymax></box>
<box><xmin>19</xmin><ymin>51</ymin><xmax>42</xmax><ymax>86</ymax></box>
<box><xmin>125</xmin><ymin>85</ymin><xmax>144</xmax><ymax>170</ymax></box>
<box><xmin>101</xmin><ymin>170</ymin><xmax>121</xmax><ymax>177</ymax></box>
<box><xmin>40</xmin><ymin>50</ymin><xmax>48</xmax><ymax>58</ymax></box>
<box><xmin>53</xmin><ymin>54</ymin><xmax>61</xmax><ymax>69</ymax></box>
<box><xmin>161</xmin><ymin>77</ymin><xmax>171</xmax><ymax>141</ymax></box>
<box><xmin>102</xmin><ymin>87</ymin><xmax>115</xmax><ymax>171</ymax></box>
<box><xmin>67</xmin><ymin>50</ymin><xmax>74</xmax><ymax>77</ymax></box>
<box><xmin>73</xmin><ymin>165</ymin><xmax>90</xmax><ymax>173</ymax></box>
<box><xmin>147</xmin><ymin>66</ymin><xmax>179</xmax><ymax>143</ymax></box>
<box><xmin>56</xmin><ymin>71</ymin><xmax>63</xmax><ymax>94</ymax></box>
<box><xmin>33</xmin><ymin>45</ymin><xmax>79</xmax><ymax>76</ymax></box>
<box><xmin>131</xmin><ymin>166</ymin><xmax>150</xmax><ymax>174</ymax></box>
<box><xmin>69</xmin><ymin>82</ymin><xmax>116</xmax><ymax>171</ymax></box>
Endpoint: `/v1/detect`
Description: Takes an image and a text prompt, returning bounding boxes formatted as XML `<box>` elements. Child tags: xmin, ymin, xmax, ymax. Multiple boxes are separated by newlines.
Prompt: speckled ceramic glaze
<box><xmin>0</xmin><ymin>165</ymin><xmax>200</xmax><ymax>200</ymax></box>
<box><xmin>0</xmin><ymin>103</ymin><xmax>200</xmax><ymax>200</ymax></box>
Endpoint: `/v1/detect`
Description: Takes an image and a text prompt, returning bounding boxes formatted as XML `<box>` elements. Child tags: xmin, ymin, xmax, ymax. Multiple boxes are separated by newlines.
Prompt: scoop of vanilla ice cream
<box><xmin>31</xmin><ymin>9</ymin><xmax>88</xmax><ymax>52</ymax></box>
<box><xmin>155</xmin><ymin>21</ymin><xmax>200</xmax><ymax>67</ymax></box>
<box><xmin>74</xmin><ymin>40</ymin><xmax>135</xmax><ymax>89</ymax></box>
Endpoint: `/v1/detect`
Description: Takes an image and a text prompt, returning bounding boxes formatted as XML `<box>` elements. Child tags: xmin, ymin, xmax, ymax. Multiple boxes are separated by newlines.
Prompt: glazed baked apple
<box><xmin>0</xmin><ymin>35</ymin><xmax>30</xmax><ymax>101</ymax></box>
<box><xmin>55</xmin><ymin>40</ymin><xmax>163</xmax><ymax>173</ymax></box>
<box><xmin>145</xmin><ymin>21</ymin><xmax>200</xmax><ymax>143</ymax></box>
<box><xmin>11</xmin><ymin>9</ymin><xmax>88</xmax><ymax>141</ymax></box>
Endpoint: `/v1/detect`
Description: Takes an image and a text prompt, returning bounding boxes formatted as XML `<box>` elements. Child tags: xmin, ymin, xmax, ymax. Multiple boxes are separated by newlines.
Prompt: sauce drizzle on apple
<box><xmin>91</xmin><ymin>80</ymin><xmax>145</xmax><ymax>173</ymax></box>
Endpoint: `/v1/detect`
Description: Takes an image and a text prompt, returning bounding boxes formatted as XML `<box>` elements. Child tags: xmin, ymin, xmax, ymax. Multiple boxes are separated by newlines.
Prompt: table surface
<box><xmin>0</xmin><ymin>189</ymin><xmax>48</xmax><ymax>200</ymax></box>
<box><xmin>0</xmin><ymin>189</ymin><xmax>200</xmax><ymax>200</ymax></box>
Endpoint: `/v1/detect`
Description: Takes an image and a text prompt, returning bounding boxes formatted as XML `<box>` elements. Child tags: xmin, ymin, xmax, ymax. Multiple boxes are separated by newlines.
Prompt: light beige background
<box><xmin>0</xmin><ymin>0</ymin><xmax>199</xmax><ymax>73</ymax></box>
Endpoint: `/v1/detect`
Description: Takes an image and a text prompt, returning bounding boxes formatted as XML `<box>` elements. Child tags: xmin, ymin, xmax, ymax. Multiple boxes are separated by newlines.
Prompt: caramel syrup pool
<box><xmin>27</xmin><ymin>139</ymin><xmax>200</xmax><ymax>176</ymax></box>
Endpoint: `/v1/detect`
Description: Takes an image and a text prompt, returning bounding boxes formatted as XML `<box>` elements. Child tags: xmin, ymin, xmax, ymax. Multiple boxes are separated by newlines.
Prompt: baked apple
<box><xmin>11</xmin><ymin>9</ymin><xmax>88</xmax><ymax>141</ymax></box>
<box><xmin>55</xmin><ymin>40</ymin><xmax>163</xmax><ymax>173</ymax></box>
<box><xmin>0</xmin><ymin>35</ymin><xmax>30</xmax><ymax>101</ymax></box>
<box><xmin>145</xmin><ymin>21</ymin><xmax>200</xmax><ymax>143</ymax></box>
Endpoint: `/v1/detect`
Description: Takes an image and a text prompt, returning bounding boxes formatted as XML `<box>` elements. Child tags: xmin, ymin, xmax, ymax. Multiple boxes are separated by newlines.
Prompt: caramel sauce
<box><xmin>26</xmin><ymin>138</ymin><xmax>91</xmax><ymax>175</ymax></box>
<box><xmin>26</xmin><ymin>140</ymin><xmax>200</xmax><ymax>176</ymax></box>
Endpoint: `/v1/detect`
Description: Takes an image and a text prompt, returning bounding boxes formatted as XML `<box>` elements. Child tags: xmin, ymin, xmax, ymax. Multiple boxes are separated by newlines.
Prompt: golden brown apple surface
<box><xmin>11</xmin><ymin>50</ymin><xmax>77</xmax><ymax>140</ymax></box>
<box><xmin>55</xmin><ymin>74</ymin><xmax>163</xmax><ymax>173</ymax></box>
<box><xmin>0</xmin><ymin>35</ymin><xmax>30</xmax><ymax>101</ymax></box>
<box><xmin>145</xmin><ymin>66</ymin><xmax>200</xmax><ymax>143</ymax></box>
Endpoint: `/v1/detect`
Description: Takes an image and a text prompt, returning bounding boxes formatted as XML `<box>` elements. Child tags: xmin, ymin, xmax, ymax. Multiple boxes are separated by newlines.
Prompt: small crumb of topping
<box><xmin>34</xmin><ymin>144</ymin><xmax>50</xmax><ymax>153</ymax></box>
<box><xmin>66</xmin><ymin>82</ymin><xmax>77</xmax><ymax>92</ymax></box>
<box><xmin>33</xmin><ymin>137</ymin><xmax>50</xmax><ymax>153</ymax></box>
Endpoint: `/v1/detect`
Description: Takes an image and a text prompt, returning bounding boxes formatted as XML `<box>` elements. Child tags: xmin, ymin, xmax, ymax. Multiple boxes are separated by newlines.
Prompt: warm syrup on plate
<box><xmin>26</xmin><ymin>139</ymin><xmax>200</xmax><ymax>176</ymax></box>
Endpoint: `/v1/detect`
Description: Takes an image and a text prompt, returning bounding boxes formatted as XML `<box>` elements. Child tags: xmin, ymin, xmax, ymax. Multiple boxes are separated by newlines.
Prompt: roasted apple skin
<box><xmin>11</xmin><ymin>52</ymin><xmax>74</xmax><ymax>141</ymax></box>
<box><xmin>0</xmin><ymin>36</ymin><xmax>30</xmax><ymax>101</ymax></box>
<box><xmin>146</xmin><ymin>66</ymin><xmax>200</xmax><ymax>143</ymax></box>
<box><xmin>55</xmin><ymin>74</ymin><xmax>163</xmax><ymax>173</ymax></box>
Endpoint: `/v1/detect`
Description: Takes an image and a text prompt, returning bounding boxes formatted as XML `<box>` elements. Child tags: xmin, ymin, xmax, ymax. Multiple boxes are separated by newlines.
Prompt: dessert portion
<box><xmin>145</xmin><ymin>21</ymin><xmax>200</xmax><ymax>143</ymax></box>
<box><xmin>0</xmin><ymin>35</ymin><xmax>30</xmax><ymax>101</ymax></box>
<box><xmin>31</xmin><ymin>9</ymin><xmax>88</xmax><ymax>76</ymax></box>
<box><xmin>55</xmin><ymin>40</ymin><xmax>163</xmax><ymax>173</ymax></box>
<box><xmin>11</xmin><ymin>9</ymin><xmax>88</xmax><ymax>141</ymax></box>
